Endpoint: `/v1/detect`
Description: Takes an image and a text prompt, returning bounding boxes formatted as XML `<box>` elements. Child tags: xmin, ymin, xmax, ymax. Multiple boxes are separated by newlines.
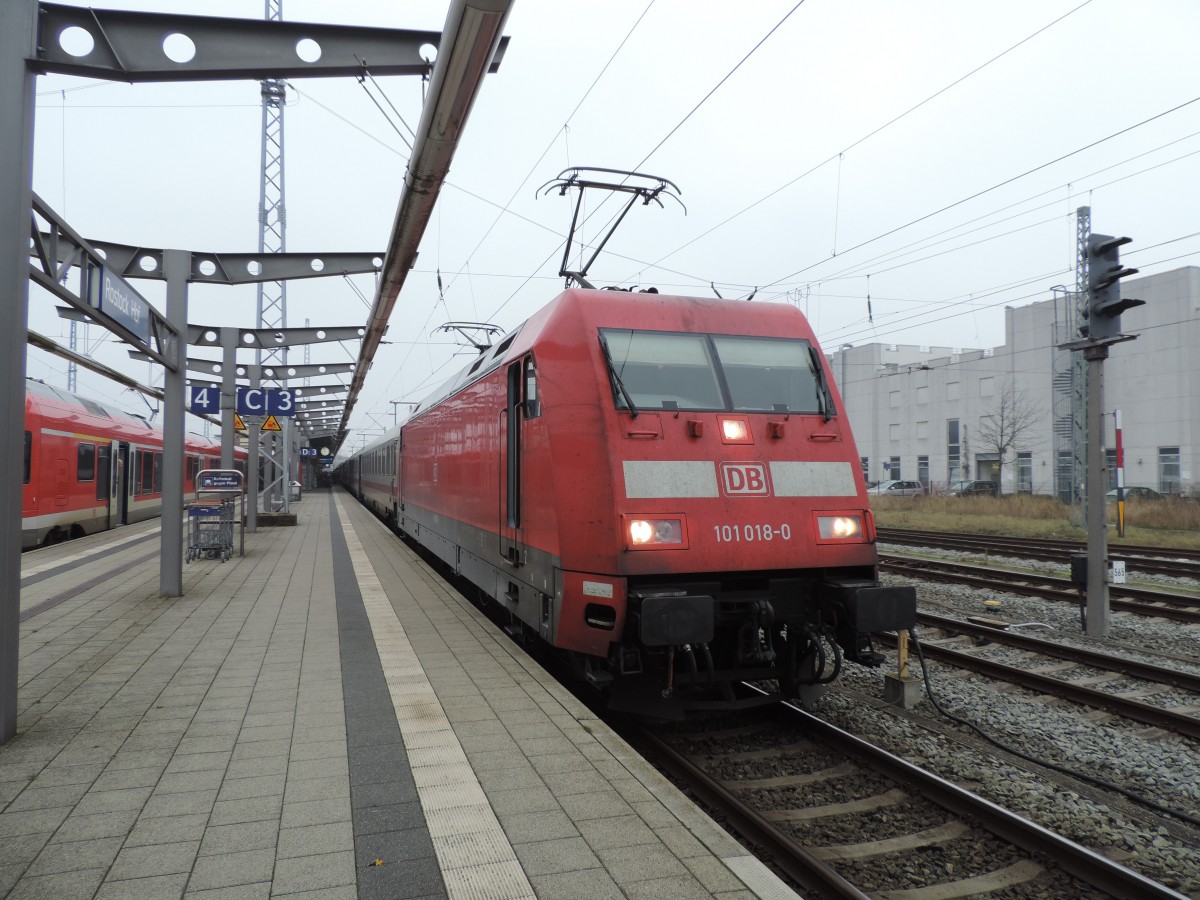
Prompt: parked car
<box><xmin>1106</xmin><ymin>486</ymin><xmax>1162</xmax><ymax>501</ymax></box>
<box><xmin>945</xmin><ymin>480</ymin><xmax>999</xmax><ymax>497</ymax></box>
<box><xmin>867</xmin><ymin>480</ymin><xmax>925</xmax><ymax>497</ymax></box>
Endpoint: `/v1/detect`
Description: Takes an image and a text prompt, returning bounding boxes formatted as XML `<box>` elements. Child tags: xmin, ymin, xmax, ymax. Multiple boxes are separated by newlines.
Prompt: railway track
<box><xmin>628</xmin><ymin>700</ymin><xmax>1184</xmax><ymax>899</ymax></box>
<box><xmin>874</xmin><ymin>614</ymin><xmax>1200</xmax><ymax>742</ymax></box>
<box><xmin>880</xmin><ymin>554</ymin><xmax>1200</xmax><ymax>624</ymax></box>
<box><xmin>877</xmin><ymin>528</ymin><xmax>1200</xmax><ymax>580</ymax></box>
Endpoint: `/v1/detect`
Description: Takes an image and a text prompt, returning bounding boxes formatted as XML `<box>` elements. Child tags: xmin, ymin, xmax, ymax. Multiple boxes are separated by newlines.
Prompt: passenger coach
<box><xmin>23</xmin><ymin>379</ymin><xmax>230</xmax><ymax>548</ymax></box>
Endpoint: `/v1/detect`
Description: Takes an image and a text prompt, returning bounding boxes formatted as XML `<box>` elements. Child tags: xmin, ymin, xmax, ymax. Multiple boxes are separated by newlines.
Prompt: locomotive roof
<box><xmin>408</xmin><ymin>289</ymin><xmax>815</xmax><ymax>417</ymax></box>
<box><xmin>347</xmin><ymin>288</ymin><xmax>818</xmax><ymax>461</ymax></box>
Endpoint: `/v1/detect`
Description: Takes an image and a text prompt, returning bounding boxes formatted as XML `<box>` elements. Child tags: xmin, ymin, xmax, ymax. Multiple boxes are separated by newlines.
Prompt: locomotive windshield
<box><xmin>600</xmin><ymin>328</ymin><xmax>827</xmax><ymax>414</ymax></box>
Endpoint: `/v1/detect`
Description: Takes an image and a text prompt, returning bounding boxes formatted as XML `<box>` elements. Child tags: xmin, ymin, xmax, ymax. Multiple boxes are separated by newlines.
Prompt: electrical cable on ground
<box><xmin>909</xmin><ymin>628</ymin><xmax>1200</xmax><ymax>829</ymax></box>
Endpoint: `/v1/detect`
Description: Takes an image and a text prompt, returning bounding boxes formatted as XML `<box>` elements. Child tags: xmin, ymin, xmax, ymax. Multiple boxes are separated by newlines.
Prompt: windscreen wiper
<box><xmin>599</xmin><ymin>335</ymin><xmax>639</xmax><ymax>418</ymax></box>
<box><xmin>809</xmin><ymin>345</ymin><xmax>833</xmax><ymax>422</ymax></box>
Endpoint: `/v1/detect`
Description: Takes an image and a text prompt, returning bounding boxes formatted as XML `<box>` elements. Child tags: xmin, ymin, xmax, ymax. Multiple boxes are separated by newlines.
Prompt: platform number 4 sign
<box><xmin>188</xmin><ymin>385</ymin><xmax>220</xmax><ymax>414</ymax></box>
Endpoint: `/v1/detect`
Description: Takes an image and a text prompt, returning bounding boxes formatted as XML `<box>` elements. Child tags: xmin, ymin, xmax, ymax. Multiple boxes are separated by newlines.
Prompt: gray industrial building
<box><xmin>828</xmin><ymin>266</ymin><xmax>1200</xmax><ymax>498</ymax></box>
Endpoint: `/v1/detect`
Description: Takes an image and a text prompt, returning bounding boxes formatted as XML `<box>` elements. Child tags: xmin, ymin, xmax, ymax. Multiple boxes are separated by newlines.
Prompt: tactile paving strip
<box><xmin>335</xmin><ymin>496</ymin><xmax>537</xmax><ymax>900</ymax></box>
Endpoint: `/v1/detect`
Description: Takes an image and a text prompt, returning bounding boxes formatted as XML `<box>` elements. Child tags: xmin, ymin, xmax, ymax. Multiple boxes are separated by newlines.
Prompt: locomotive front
<box><xmin>556</xmin><ymin>292</ymin><xmax>915</xmax><ymax>716</ymax></box>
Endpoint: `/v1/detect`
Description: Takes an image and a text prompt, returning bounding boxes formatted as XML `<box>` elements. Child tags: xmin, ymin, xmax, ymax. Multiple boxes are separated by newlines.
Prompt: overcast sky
<box><xmin>26</xmin><ymin>0</ymin><xmax>1200</xmax><ymax>448</ymax></box>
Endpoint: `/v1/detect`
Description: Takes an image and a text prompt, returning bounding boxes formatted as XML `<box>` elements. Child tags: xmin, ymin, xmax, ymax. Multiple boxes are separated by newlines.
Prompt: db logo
<box><xmin>719</xmin><ymin>462</ymin><xmax>771</xmax><ymax>496</ymax></box>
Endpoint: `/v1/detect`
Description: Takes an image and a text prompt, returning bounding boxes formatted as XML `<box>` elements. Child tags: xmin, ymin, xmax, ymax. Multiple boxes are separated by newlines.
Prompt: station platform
<box><xmin>1</xmin><ymin>489</ymin><xmax>799</xmax><ymax>899</ymax></box>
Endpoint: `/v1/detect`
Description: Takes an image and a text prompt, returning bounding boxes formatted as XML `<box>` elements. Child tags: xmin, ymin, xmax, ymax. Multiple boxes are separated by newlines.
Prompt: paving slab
<box><xmin>0</xmin><ymin>491</ymin><xmax>800</xmax><ymax>899</ymax></box>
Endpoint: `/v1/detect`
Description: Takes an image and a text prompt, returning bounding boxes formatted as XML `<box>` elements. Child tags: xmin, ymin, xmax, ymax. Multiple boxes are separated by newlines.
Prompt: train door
<box><xmin>394</xmin><ymin>432</ymin><xmax>403</xmax><ymax>522</ymax></box>
<box><xmin>499</xmin><ymin>356</ymin><xmax>539</xmax><ymax>565</ymax></box>
<box><xmin>114</xmin><ymin>442</ymin><xmax>129</xmax><ymax>525</ymax></box>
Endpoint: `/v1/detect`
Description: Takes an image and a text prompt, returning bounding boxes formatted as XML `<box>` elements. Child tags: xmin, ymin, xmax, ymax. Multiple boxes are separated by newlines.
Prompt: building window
<box><xmin>916</xmin><ymin>420</ymin><xmax>928</xmax><ymax>440</ymax></box>
<box><xmin>1159</xmin><ymin>447</ymin><xmax>1181</xmax><ymax>495</ymax></box>
<box><xmin>979</xmin><ymin>376</ymin><xmax>994</xmax><ymax>397</ymax></box>
<box><xmin>916</xmin><ymin>386</ymin><xmax>929</xmax><ymax>404</ymax></box>
<box><xmin>1105</xmin><ymin>448</ymin><xmax>1117</xmax><ymax>491</ymax></box>
<box><xmin>1056</xmin><ymin>450</ymin><xmax>1073</xmax><ymax>503</ymax></box>
<box><xmin>947</xmin><ymin>382</ymin><xmax>960</xmax><ymax>401</ymax></box>
<box><xmin>947</xmin><ymin>418</ymin><xmax>961</xmax><ymax>483</ymax></box>
<box><xmin>918</xmin><ymin>456</ymin><xmax>929</xmax><ymax>488</ymax></box>
<box><xmin>889</xmin><ymin>391</ymin><xmax>900</xmax><ymax>408</ymax></box>
<box><xmin>1017</xmin><ymin>452</ymin><xmax>1033</xmax><ymax>494</ymax></box>
<box><xmin>889</xmin><ymin>423</ymin><xmax>901</xmax><ymax>441</ymax></box>
<box><xmin>860</xmin><ymin>457</ymin><xmax>869</xmax><ymax>480</ymax></box>
<box><xmin>888</xmin><ymin>456</ymin><xmax>901</xmax><ymax>480</ymax></box>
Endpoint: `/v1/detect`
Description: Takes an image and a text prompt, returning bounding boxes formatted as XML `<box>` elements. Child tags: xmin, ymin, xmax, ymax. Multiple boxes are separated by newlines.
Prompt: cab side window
<box><xmin>522</xmin><ymin>356</ymin><xmax>540</xmax><ymax>419</ymax></box>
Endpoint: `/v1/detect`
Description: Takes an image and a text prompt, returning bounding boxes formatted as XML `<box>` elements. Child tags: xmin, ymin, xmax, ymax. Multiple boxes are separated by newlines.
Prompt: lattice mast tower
<box><xmin>257</xmin><ymin>0</ymin><xmax>287</xmax><ymax>503</ymax></box>
<box><xmin>257</xmin><ymin>1</ymin><xmax>287</xmax><ymax>366</ymax></box>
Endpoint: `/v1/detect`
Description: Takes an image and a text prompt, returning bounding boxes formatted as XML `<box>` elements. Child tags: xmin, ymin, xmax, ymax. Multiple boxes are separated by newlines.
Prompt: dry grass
<box><xmin>870</xmin><ymin>494</ymin><xmax>1200</xmax><ymax>550</ymax></box>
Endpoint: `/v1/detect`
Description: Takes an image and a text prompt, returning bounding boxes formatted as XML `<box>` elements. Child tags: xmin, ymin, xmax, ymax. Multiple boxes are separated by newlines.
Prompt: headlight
<box><xmin>818</xmin><ymin>515</ymin><xmax>862</xmax><ymax>540</ymax></box>
<box><xmin>627</xmin><ymin>517</ymin><xmax>684</xmax><ymax>547</ymax></box>
<box><xmin>720</xmin><ymin>417</ymin><xmax>751</xmax><ymax>443</ymax></box>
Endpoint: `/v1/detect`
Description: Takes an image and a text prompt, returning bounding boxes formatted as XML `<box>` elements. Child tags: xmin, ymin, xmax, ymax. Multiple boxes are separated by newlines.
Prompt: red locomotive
<box><xmin>23</xmin><ymin>379</ymin><xmax>232</xmax><ymax>549</ymax></box>
<box><xmin>344</xmin><ymin>288</ymin><xmax>915</xmax><ymax>715</ymax></box>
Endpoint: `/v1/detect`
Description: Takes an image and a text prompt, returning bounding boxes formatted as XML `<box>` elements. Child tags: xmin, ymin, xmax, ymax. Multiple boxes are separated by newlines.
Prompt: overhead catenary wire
<box><xmin>268</xmin><ymin>8</ymin><xmax>1196</xmax><ymax>439</ymax></box>
<box><xmin>542</xmin><ymin>1</ymin><xmax>814</xmax><ymax>293</ymax></box>
<box><xmin>354</xmin><ymin>70</ymin><xmax>414</xmax><ymax>152</ymax></box>
<box><xmin>761</xmin><ymin>93</ymin><xmax>1200</xmax><ymax>293</ymax></box>
<box><xmin>443</xmin><ymin>0</ymin><xmax>659</xmax><ymax>298</ymax></box>
<box><xmin>819</xmin><ymin>239</ymin><xmax>1200</xmax><ymax>351</ymax></box>
<box><xmin>806</xmin><ymin>134</ymin><xmax>1200</xmax><ymax>287</ymax></box>
<box><xmin>369</xmin><ymin>2</ymin><xmax>662</xmax><ymax>412</ymax></box>
<box><xmin>627</xmin><ymin>0</ymin><xmax>1098</xmax><ymax>284</ymax></box>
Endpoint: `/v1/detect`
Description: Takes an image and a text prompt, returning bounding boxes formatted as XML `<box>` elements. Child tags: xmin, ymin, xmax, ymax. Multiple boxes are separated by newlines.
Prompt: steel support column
<box><xmin>161</xmin><ymin>250</ymin><xmax>188</xmax><ymax>597</ymax></box>
<box><xmin>221</xmin><ymin>329</ymin><xmax>237</xmax><ymax>468</ymax></box>
<box><xmin>247</xmin><ymin>372</ymin><xmax>260</xmax><ymax>533</ymax></box>
<box><xmin>1085</xmin><ymin>345</ymin><xmax>1109</xmax><ymax>638</ymax></box>
<box><xmin>0</xmin><ymin>0</ymin><xmax>38</xmax><ymax>744</ymax></box>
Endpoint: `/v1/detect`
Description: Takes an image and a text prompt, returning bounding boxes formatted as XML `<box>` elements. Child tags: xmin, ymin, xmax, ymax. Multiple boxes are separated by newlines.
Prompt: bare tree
<box><xmin>975</xmin><ymin>381</ymin><xmax>1043</xmax><ymax>495</ymax></box>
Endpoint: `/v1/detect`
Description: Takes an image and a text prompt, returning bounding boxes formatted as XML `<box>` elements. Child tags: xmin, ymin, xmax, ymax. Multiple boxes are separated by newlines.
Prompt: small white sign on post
<box><xmin>1110</xmin><ymin>560</ymin><xmax>1127</xmax><ymax>585</ymax></box>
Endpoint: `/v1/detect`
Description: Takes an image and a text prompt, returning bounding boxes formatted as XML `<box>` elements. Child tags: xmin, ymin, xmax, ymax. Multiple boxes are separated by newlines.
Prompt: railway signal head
<box><xmin>1084</xmin><ymin>233</ymin><xmax>1144</xmax><ymax>340</ymax></box>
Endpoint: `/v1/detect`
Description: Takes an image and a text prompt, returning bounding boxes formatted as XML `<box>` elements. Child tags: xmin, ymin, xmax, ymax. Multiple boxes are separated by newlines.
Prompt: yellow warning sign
<box><xmin>261</xmin><ymin>415</ymin><xmax>282</xmax><ymax>432</ymax></box>
<box><xmin>233</xmin><ymin>414</ymin><xmax>246</xmax><ymax>431</ymax></box>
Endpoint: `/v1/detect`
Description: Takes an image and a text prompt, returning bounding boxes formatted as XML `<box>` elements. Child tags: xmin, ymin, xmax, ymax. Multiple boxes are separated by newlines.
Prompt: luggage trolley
<box><xmin>187</xmin><ymin>469</ymin><xmax>245</xmax><ymax>562</ymax></box>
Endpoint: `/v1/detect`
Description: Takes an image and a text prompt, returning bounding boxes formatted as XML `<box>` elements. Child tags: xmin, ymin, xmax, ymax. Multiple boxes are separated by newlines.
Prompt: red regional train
<box><xmin>23</xmin><ymin>379</ymin><xmax>237</xmax><ymax>550</ymax></box>
<box><xmin>343</xmin><ymin>288</ymin><xmax>915</xmax><ymax>715</ymax></box>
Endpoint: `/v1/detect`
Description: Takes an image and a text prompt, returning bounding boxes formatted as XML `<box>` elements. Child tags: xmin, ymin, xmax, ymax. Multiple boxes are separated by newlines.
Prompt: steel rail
<box><xmin>880</xmin><ymin>555</ymin><xmax>1200</xmax><ymax>624</ymax></box>
<box><xmin>628</xmin><ymin>725</ymin><xmax>871</xmax><ymax>900</ymax></box>
<box><xmin>761</xmin><ymin>691</ymin><xmax>1188</xmax><ymax>900</ymax></box>
<box><xmin>915</xmin><ymin>611</ymin><xmax>1200</xmax><ymax>694</ymax></box>
<box><xmin>875</xmin><ymin>631</ymin><xmax>1200</xmax><ymax>742</ymax></box>
<box><xmin>878</xmin><ymin>528</ymin><xmax>1200</xmax><ymax>576</ymax></box>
